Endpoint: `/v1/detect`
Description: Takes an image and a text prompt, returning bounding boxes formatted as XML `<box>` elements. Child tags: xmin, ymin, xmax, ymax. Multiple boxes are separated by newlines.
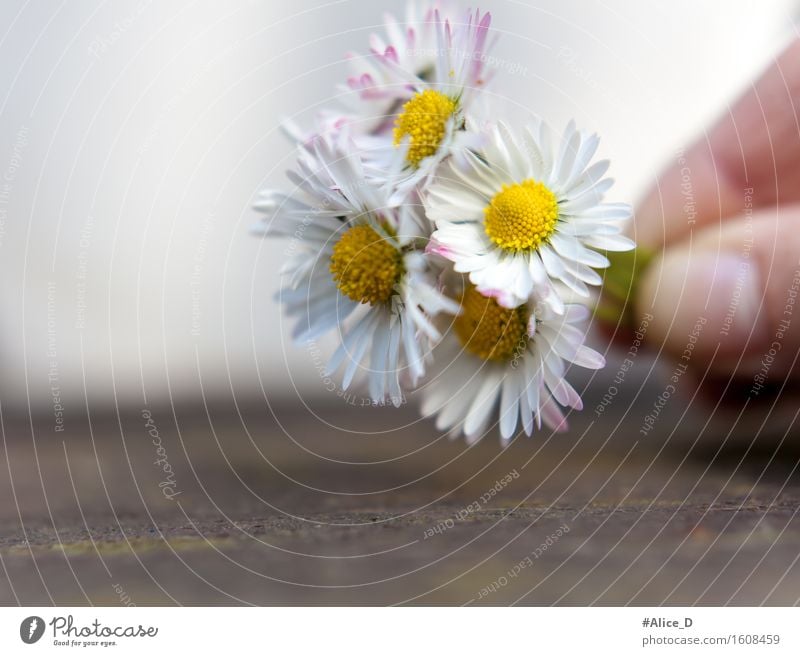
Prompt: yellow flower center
<box><xmin>483</xmin><ymin>179</ymin><xmax>559</xmax><ymax>252</ymax></box>
<box><xmin>454</xmin><ymin>285</ymin><xmax>529</xmax><ymax>362</ymax></box>
<box><xmin>330</xmin><ymin>224</ymin><xmax>403</xmax><ymax>305</ymax></box>
<box><xmin>393</xmin><ymin>89</ymin><xmax>457</xmax><ymax>168</ymax></box>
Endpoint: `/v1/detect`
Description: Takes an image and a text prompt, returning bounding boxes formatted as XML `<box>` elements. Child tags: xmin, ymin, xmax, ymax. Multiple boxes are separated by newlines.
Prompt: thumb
<box><xmin>637</xmin><ymin>204</ymin><xmax>800</xmax><ymax>379</ymax></box>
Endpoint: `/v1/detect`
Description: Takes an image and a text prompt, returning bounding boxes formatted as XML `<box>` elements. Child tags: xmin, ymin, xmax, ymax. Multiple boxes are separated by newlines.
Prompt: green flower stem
<box><xmin>595</xmin><ymin>246</ymin><xmax>656</xmax><ymax>329</ymax></box>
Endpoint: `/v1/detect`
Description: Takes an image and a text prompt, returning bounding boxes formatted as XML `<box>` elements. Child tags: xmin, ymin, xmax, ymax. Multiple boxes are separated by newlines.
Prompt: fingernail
<box><xmin>639</xmin><ymin>249</ymin><xmax>767</xmax><ymax>357</ymax></box>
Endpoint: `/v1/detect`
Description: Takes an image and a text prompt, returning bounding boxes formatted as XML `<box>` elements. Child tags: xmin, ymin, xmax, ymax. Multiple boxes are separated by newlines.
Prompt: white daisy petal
<box><xmin>566</xmin><ymin>175</ymin><xmax>614</xmax><ymax>205</ymax></box>
<box><xmin>387</xmin><ymin>321</ymin><xmax>403</xmax><ymax>403</ymax></box>
<box><xmin>540</xmin><ymin>396</ymin><xmax>568</xmax><ymax>432</ymax></box>
<box><xmin>403</xmin><ymin>313</ymin><xmax>424</xmax><ymax>384</ymax></box>
<box><xmin>464</xmin><ymin>371</ymin><xmax>503</xmax><ymax>437</ymax></box>
<box><xmin>521</xmin><ymin>121</ymin><xmax>547</xmax><ymax>180</ymax></box>
<box><xmin>427</xmin><ymin>184</ymin><xmax>486</xmax><ymax>220</ymax></box>
<box><xmin>518</xmin><ymin>379</ymin><xmax>534</xmax><ymax>436</ymax></box>
<box><xmin>564</xmin><ymin>304</ymin><xmax>591</xmax><ymax>324</ymax></box>
<box><xmin>327</xmin><ymin>311</ymin><xmax>373</xmax><ymax>380</ymax></box>
<box><xmin>497</xmin><ymin>122</ymin><xmax>529</xmax><ymax>181</ymax></box>
<box><xmin>584</xmin><ymin>233</ymin><xmax>636</xmax><ymax>252</ymax></box>
<box><xmin>567</xmin><ymin>159</ymin><xmax>610</xmax><ymax>196</ymax></box>
<box><xmin>579</xmin><ymin>202</ymin><xmax>633</xmax><ymax>221</ymax></box>
<box><xmin>539</xmin><ymin>244</ymin><xmax>567</xmax><ymax>278</ymax></box>
<box><xmin>550</xmin><ymin>120</ymin><xmax>580</xmax><ymax>192</ymax></box>
<box><xmin>573</xmin><ymin>344</ymin><xmax>606</xmax><ymax>370</ymax></box>
<box><xmin>565</xmin><ymin>131</ymin><xmax>600</xmax><ymax>190</ymax></box>
<box><xmin>368</xmin><ymin>313</ymin><xmax>392</xmax><ymax>402</ymax></box>
<box><xmin>563</xmin><ymin>259</ymin><xmax>603</xmax><ymax>286</ymax></box>
<box><xmin>500</xmin><ymin>374</ymin><xmax>521</xmax><ymax>439</ymax></box>
<box><xmin>461</xmin><ymin>149</ymin><xmax>512</xmax><ymax>193</ymax></box>
<box><xmin>470</xmin><ymin>255</ymin><xmax>531</xmax><ymax>308</ymax></box>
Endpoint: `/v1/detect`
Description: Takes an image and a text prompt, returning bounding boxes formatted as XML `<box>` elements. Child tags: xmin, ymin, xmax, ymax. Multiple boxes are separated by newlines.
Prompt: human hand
<box><xmin>625</xmin><ymin>39</ymin><xmax>800</xmax><ymax>386</ymax></box>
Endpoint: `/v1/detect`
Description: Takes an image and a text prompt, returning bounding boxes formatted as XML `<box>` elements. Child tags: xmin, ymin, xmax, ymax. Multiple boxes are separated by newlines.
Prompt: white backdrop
<box><xmin>0</xmin><ymin>0</ymin><xmax>797</xmax><ymax>410</ymax></box>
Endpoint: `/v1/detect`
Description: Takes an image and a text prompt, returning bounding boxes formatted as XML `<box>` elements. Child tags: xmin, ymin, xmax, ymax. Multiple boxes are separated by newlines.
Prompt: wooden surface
<box><xmin>1</xmin><ymin>370</ymin><xmax>799</xmax><ymax>606</ymax></box>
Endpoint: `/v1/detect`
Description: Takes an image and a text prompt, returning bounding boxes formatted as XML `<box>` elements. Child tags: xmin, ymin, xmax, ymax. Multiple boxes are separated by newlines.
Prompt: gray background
<box><xmin>1</xmin><ymin>0</ymin><xmax>797</xmax><ymax>412</ymax></box>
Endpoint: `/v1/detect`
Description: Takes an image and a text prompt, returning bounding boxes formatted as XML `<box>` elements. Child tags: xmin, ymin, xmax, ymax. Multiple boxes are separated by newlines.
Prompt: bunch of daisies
<box><xmin>254</xmin><ymin>2</ymin><xmax>634</xmax><ymax>443</ymax></box>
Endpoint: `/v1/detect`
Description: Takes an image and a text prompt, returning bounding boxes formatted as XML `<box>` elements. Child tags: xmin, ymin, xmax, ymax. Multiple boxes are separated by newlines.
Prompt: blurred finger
<box><xmin>636</xmin><ymin>38</ymin><xmax>800</xmax><ymax>249</ymax></box>
<box><xmin>637</xmin><ymin>204</ymin><xmax>800</xmax><ymax>380</ymax></box>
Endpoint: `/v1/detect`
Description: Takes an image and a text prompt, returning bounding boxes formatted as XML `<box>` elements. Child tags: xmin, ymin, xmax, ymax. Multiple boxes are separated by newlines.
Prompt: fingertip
<box><xmin>637</xmin><ymin>242</ymin><xmax>768</xmax><ymax>369</ymax></box>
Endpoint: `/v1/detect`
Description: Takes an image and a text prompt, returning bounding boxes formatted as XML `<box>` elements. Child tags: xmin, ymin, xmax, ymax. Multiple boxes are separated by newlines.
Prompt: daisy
<box><xmin>345</xmin><ymin>7</ymin><xmax>495</xmax><ymax>197</ymax></box>
<box><xmin>332</xmin><ymin>1</ymin><xmax>456</xmax><ymax>136</ymax></box>
<box><xmin>281</xmin><ymin>5</ymin><xmax>495</xmax><ymax>197</ymax></box>
<box><xmin>425</xmin><ymin>120</ymin><xmax>635</xmax><ymax>312</ymax></box>
<box><xmin>421</xmin><ymin>284</ymin><xmax>605</xmax><ymax>442</ymax></box>
<box><xmin>253</xmin><ymin>135</ymin><xmax>458</xmax><ymax>405</ymax></box>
